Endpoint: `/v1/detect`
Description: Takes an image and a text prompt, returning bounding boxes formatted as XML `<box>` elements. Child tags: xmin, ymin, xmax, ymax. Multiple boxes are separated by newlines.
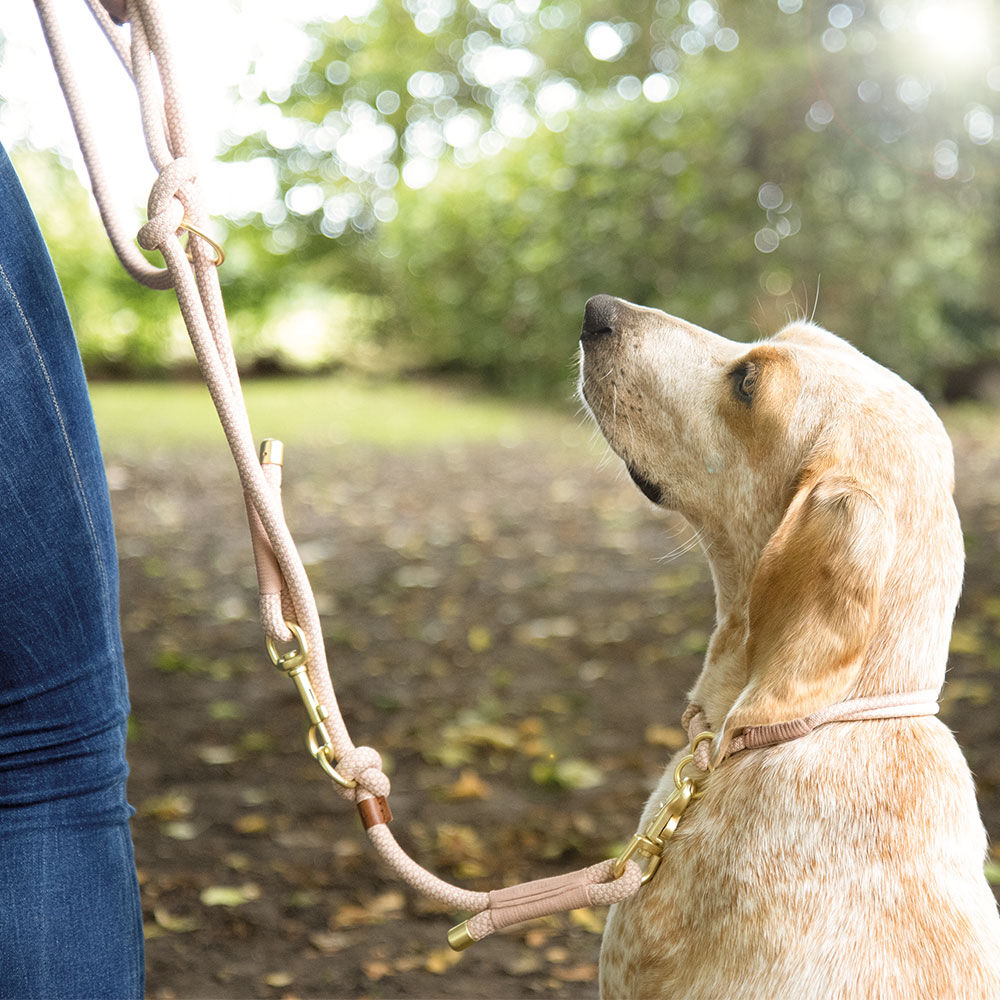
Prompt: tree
<box><xmin>225</xmin><ymin>0</ymin><xmax>998</xmax><ymax>393</ymax></box>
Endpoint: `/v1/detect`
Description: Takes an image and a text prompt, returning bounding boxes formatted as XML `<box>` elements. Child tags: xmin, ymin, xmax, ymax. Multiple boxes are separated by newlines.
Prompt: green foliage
<box><xmin>10</xmin><ymin>2</ymin><xmax>1000</xmax><ymax>396</ymax></box>
<box><xmin>13</xmin><ymin>150</ymin><xmax>182</xmax><ymax>376</ymax></box>
<box><xmin>374</xmin><ymin>48</ymin><xmax>997</xmax><ymax>394</ymax></box>
<box><xmin>13</xmin><ymin>150</ymin><xmax>381</xmax><ymax>378</ymax></box>
<box><xmin>224</xmin><ymin>0</ymin><xmax>1000</xmax><ymax>397</ymax></box>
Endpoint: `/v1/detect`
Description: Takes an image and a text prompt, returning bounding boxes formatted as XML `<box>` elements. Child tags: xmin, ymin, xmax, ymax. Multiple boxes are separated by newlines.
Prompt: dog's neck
<box><xmin>680</xmin><ymin>507</ymin><xmax>958</xmax><ymax>733</ymax></box>
<box><xmin>687</xmin><ymin>524</ymin><xmax>762</xmax><ymax>728</ymax></box>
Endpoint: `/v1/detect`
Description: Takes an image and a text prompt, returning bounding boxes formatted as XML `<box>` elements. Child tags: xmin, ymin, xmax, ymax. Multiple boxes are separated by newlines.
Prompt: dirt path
<box><xmin>110</xmin><ymin>415</ymin><xmax>1000</xmax><ymax>999</ymax></box>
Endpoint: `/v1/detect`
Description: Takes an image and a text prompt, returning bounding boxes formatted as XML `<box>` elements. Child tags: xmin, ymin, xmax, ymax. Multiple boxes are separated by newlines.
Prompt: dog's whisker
<box><xmin>656</xmin><ymin>526</ymin><xmax>706</xmax><ymax>563</ymax></box>
<box><xmin>810</xmin><ymin>274</ymin><xmax>822</xmax><ymax>324</ymax></box>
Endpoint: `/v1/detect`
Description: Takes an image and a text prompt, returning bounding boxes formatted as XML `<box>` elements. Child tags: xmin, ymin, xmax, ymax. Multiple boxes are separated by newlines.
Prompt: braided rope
<box><xmin>33</xmin><ymin>0</ymin><xmax>644</xmax><ymax>943</ymax></box>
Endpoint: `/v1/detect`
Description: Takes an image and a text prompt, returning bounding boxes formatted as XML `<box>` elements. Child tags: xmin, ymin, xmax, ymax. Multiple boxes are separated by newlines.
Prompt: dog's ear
<box><xmin>720</xmin><ymin>468</ymin><xmax>895</xmax><ymax>748</ymax></box>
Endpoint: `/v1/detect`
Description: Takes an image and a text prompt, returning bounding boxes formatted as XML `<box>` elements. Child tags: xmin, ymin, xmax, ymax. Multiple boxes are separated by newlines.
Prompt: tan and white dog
<box><xmin>578</xmin><ymin>295</ymin><xmax>1000</xmax><ymax>1000</ymax></box>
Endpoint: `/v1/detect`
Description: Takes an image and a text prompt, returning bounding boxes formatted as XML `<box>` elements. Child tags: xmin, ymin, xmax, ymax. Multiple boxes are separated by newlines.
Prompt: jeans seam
<box><xmin>0</xmin><ymin>258</ymin><xmax>116</xmax><ymax>658</ymax></box>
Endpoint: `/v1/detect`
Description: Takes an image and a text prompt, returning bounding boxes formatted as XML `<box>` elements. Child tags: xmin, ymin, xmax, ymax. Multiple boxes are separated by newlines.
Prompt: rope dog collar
<box><xmin>682</xmin><ymin>687</ymin><xmax>941</xmax><ymax>772</ymax></box>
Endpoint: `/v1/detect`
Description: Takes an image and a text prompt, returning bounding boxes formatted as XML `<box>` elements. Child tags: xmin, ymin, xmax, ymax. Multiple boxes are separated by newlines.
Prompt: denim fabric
<box><xmin>0</xmin><ymin>145</ymin><xmax>144</xmax><ymax>999</ymax></box>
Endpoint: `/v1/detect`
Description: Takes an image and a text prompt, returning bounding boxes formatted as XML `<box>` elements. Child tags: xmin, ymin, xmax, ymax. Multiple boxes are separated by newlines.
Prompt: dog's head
<box><xmin>579</xmin><ymin>294</ymin><xmax>963</xmax><ymax>739</ymax></box>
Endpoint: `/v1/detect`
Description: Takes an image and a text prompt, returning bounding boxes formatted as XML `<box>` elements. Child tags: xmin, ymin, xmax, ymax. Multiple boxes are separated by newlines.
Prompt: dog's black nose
<box><xmin>581</xmin><ymin>294</ymin><xmax>619</xmax><ymax>342</ymax></box>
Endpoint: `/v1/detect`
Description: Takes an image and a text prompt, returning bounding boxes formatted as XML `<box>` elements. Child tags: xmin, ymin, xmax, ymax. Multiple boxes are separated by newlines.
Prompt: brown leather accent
<box><xmin>357</xmin><ymin>795</ymin><xmax>393</xmax><ymax>829</ymax></box>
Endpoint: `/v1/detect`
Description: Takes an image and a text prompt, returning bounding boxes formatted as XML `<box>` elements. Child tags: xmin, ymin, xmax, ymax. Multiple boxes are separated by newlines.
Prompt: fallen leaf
<box><xmin>233</xmin><ymin>813</ymin><xmax>270</xmax><ymax>835</ymax></box>
<box><xmin>265</xmin><ymin>972</ymin><xmax>293</xmax><ymax>989</ymax></box>
<box><xmin>436</xmin><ymin>824</ymin><xmax>488</xmax><ymax>876</ymax></box>
<box><xmin>520</xmin><ymin>737</ymin><xmax>551</xmax><ymax>757</ymax></box>
<box><xmin>330</xmin><ymin>891</ymin><xmax>405</xmax><ymax>928</ymax></box>
<box><xmin>138</xmin><ymin>792</ymin><xmax>193</xmax><ymax>822</ymax></box>
<box><xmin>530</xmin><ymin>758</ymin><xmax>603</xmax><ymax>790</ymax></box>
<box><xmin>553</xmin><ymin>963</ymin><xmax>599</xmax><ymax>982</ymax></box>
<box><xmin>308</xmin><ymin>931</ymin><xmax>351</xmax><ymax>955</ymax></box>
<box><xmin>153</xmin><ymin>906</ymin><xmax>200</xmax><ymax>934</ymax></box>
<box><xmin>425</xmin><ymin>948</ymin><xmax>463</xmax><ymax>974</ymax></box>
<box><xmin>331</xmin><ymin>904</ymin><xmax>374</xmax><ymax>929</ymax></box>
<box><xmin>368</xmin><ymin>890</ymin><xmax>406</xmax><ymax>917</ymax></box>
<box><xmin>161</xmin><ymin>821</ymin><xmax>198</xmax><ymax>841</ymax></box>
<box><xmin>362</xmin><ymin>960</ymin><xmax>392</xmax><ymax>981</ymax></box>
<box><xmin>238</xmin><ymin>731</ymin><xmax>274</xmax><ymax>754</ymax></box>
<box><xmin>516</xmin><ymin>617</ymin><xmax>579</xmax><ymax>643</ymax></box>
<box><xmin>540</xmin><ymin>694</ymin><xmax>572</xmax><ymax>715</ymax></box>
<box><xmin>432</xmin><ymin>717</ymin><xmax>520</xmax><ymax>766</ymax></box>
<box><xmin>519</xmin><ymin>716</ymin><xmax>544</xmax><ymax>738</ymax></box>
<box><xmin>503</xmin><ymin>951</ymin><xmax>543</xmax><ymax>976</ymax></box>
<box><xmin>545</xmin><ymin>945</ymin><xmax>570</xmax><ymax>964</ymax></box>
<box><xmin>200</xmin><ymin>883</ymin><xmax>261</xmax><ymax>907</ymax></box>
<box><xmin>197</xmin><ymin>745</ymin><xmax>240</xmax><ymax>766</ymax></box>
<box><xmin>392</xmin><ymin>955</ymin><xmax>423</xmax><ymax>973</ymax></box>
<box><xmin>524</xmin><ymin>927</ymin><xmax>555</xmax><ymax>948</ymax></box>
<box><xmin>467</xmin><ymin>625</ymin><xmax>493</xmax><ymax>652</ymax></box>
<box><xmin>208</xmin><ymin>700</ymin><xmax>243</xmax><ymax>721</ymax></box>
<box><xmin>444</xmin><ymin>769</ymin><xmax>492</xmax><ymax>800</ymax></box>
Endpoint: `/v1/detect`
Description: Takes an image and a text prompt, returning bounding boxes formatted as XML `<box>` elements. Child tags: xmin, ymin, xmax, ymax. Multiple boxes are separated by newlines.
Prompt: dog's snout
<box><xmin>581</xmin><ymin>294</ymin><xmax>620</xmax><ymax>342</ymax></box>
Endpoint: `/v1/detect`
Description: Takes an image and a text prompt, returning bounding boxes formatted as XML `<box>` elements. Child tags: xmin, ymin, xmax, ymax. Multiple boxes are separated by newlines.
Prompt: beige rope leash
<box><xmin>33</xmin><ymin>0</ymin><xmax>644</xmax><ymax>948</ymax></box>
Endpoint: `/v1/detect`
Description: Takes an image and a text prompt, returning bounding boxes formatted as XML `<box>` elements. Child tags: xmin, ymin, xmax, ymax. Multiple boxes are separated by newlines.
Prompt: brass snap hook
<box><xmin>265</xmin><ymin>620</ymin><xmax>309</xmax><ymax>673</ymax></box>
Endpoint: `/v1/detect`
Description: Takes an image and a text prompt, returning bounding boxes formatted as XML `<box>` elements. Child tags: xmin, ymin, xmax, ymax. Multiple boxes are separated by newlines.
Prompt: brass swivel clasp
<box><xmin>266</xmin><ymin>621</ymin><xmax>357</xmax><ymax>790</ymax></box>
<box><xmin>613</xmin><ymin>731</ymin><xmax>715</xmax><ymax>885</ymax></box>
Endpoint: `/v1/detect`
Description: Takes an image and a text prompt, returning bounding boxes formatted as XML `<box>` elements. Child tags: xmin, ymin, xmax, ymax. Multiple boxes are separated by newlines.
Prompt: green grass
<box><xmin>89</xmin><ymin>375</ymin><xmax>587</xmax><ymax>455</ymax></box>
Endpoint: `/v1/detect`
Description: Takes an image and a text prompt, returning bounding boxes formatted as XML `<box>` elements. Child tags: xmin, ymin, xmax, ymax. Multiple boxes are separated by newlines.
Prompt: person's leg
<box><xmin>0</xmin><ymin>144</ymin><xmax>144</xmax><ymax>999</ymax></box>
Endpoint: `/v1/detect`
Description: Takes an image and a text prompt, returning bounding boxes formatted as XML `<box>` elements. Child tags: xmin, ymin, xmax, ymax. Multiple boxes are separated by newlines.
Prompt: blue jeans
<box><xmin>0</xmin><ymin>145</ymin><xmax>144</xmax><ymax>998</ymax></box>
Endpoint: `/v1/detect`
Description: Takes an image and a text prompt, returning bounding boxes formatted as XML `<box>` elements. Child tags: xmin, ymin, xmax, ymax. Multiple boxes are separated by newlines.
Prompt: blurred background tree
<box><xmin>2</xmin><ymin>0</ymin><xmax>998</xmax><ymax>397</ymax></box>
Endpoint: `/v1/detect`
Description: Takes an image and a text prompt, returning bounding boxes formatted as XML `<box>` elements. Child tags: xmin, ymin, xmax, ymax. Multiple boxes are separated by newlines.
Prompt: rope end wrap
<box><xmin>259</xmin><ymin>438</ymin><xmax>284</xmax><ymax>467</ymax></box>
<box><xmin>447</xmin><ymin>921</ymin><xmax>476</xmax><ymax>952</ymax></box>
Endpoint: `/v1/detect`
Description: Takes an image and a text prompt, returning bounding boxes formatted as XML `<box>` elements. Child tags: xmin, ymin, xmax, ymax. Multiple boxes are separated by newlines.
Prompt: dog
<box><xmin>578</xmin><ymin>295</ymin><xmax>1000</xmax><ymax>999</ymax></box>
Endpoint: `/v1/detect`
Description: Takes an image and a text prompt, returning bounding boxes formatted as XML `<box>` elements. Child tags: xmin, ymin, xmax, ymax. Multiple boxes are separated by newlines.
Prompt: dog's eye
<box><xmin>732</xmin><ymin>361</ymin><xmax>759</xmax><ymax>405</ymax></box>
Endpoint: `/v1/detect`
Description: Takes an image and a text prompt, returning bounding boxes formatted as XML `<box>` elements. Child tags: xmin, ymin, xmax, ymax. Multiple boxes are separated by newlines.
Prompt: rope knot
<box><xmin>137</xmin><ymin>156</ymin><xmax>197</xmax><ymax>252</ymax></box>
<box><xmin>338</xmin><ymin>746</ymin><xmax>391</xmax><ymax>800</ymax></box>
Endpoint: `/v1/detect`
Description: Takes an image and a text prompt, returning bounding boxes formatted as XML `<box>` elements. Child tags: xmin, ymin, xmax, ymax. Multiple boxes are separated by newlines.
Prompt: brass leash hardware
<box><xmin>179</xmin><ymin>218</ymin><xmax>225</xmax><ymax>267</ymax></box>
<box><xmin>266</xmin><ymin>621</ymin><xmax>358</xmax><ymax>790</ymax></box>
<box><xmin>613</xmin><ymin>731</ymin><xmax>715</xmax><ymax>885</ymax></box>
<box><xmin>447</xmin><ymin>921</ymin><xmax>476</xmax><ymax>952</ymax></box>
